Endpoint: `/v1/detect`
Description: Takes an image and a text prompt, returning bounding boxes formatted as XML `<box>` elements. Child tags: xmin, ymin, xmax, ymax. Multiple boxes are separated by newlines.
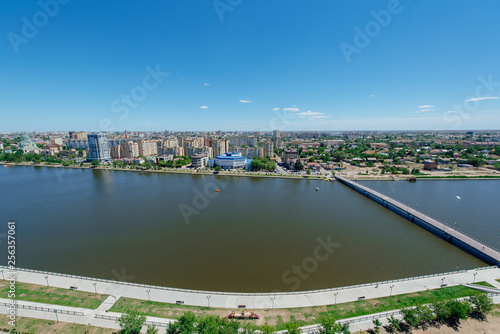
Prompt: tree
<box><xmin>386</xmin><ymin>315</ymin><xmax>401</xmax><ymax>333</ymax></box>
<box><xmin>372</xmin><ymin>319</ymin><xmax>381</xmax><ymax>333</ymax></box>
<box><xmin>332</xmin><ymin>151</ymin><xmax>347</xmax><ymax>162</ymax></box>
<box><xmin>214</xmin><ymin>165</ymin><xmax>221</xmax><ymax>172</ymax></box>
<box><xmin>295</xmin><ymin>159</ymin><xmax>303</xmax><ymax>171</ymax></box>
<box><xmin>466</xmin><ymin>156</ymin><xmax>485</xmax><ymax>169</ymax></box>
<box><xmin>167</xmin><ymin>312</ymin><xmax>196</xmax><ymax>334</ymax></box>
<box><xmin>260</xmin><ymin>324</ymin><xmax>276</xmax><ymax>334</ymax></box>
<box><xmin>285</xmin><ymin>322</ymin><xmax>302</xmax><ymax>334</ymax></box>
<box><xmin>146</xmin><ymin>325</ymin><xmax>159</xmax><ymax>334</ymax></box>
<box><xmin>91</xmin><ymin>160</ymin><xmax>100</xmax><ymax>166</ymax></box>
<box><xmin>469</xmin><ymin>294</ymin><xmax>493</xmax><ymax>318</ymax></box>
<box><xmin>401</xmin><ymin>307</ymin><xmax>419</xmax><ymax>328</ymax></box>
<box><xmin>117</xmin><ymin>310</ymin><xmax>146</xmax><ymax>334</ymax></box>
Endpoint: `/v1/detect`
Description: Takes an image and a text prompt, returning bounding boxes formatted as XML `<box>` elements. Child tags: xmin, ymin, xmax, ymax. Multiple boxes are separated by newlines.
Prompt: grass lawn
<box><xmin>0</xmin><ymin>315</ymin><xmax>114</xmax><ymax>334</ymax></box>
<box><xmin>319</xmin><ymin>285</ymin><xmax>484</xmax><ymax>322</ymax></box>
<box><xmin>110</xmin><ymin>297</ymin><xmax>214</xmax><ymax>319</ymax></box>
<box><xmin>0</xmin><ymin>281</ymin><xmax>107</xmax><ymax>309</ymax></box>
<box><xmin>474</xmin><ymin>281</ymin><xmax>495</xmax><ymax>288</ymax></box>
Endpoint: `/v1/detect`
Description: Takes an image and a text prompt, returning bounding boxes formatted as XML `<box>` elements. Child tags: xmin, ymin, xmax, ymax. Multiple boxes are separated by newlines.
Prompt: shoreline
<box><xmin>3</xmin><ymin>162</ymin><xmax>500</xmax><ymax>180</ymax></box>
<box><xmin>1</xmin><ymin>161</ymin><xmax>329</xmax><ymax>181</ymax></box>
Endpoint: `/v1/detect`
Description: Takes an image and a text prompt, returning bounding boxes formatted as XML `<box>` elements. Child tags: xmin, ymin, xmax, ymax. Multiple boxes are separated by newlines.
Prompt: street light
<box><xmin>271</xmin><ymin>297</ymin><xmax>276</xmax><ymax>310</ymax></box>
<box><xmin>45</xmin><ymin>276</ymin><xmax>49</xmax><ymax>287</ymax></box>
<box><xmin>334</xmin><ymin>292</ymin><xmax>339</xmax><ymax>305</ymax></box>
<box><xmin>473</xmin><ymin>272</ymin><xmax>477</xmax><ymax>284</ymax></box>
<box><xmin>441</xmin><ymin>277</ymin><xmax>446</xmax><ymax>287</ymax></box>
<box><xmin>390</xmin><ymin>285</ymin><xmax>394</xmax><ymax>297</ymax></box>
<box><xmin>206</xmin><ymin>295</ymin><xmax>211</xmax><ymax>307</ymax></box>
<box><xmin>0</xmin><ymin>270</ymin><xmax>4</xmax><ymax>280</ymax></box>
<box><xmin>146</xmin><ymin>290</ymin><xmax>150</xmax><ymax>301</ymax></box>
<box><xmin>93</xmin><ymin>282</ymin><xmax>97</xmax><ymax>294</ymax></box>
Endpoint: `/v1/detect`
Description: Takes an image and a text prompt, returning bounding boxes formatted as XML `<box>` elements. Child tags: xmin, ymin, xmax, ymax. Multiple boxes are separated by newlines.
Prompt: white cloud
<box><xmin>296</xmin><ymin>110</ymin><xmax>331</xmax><ymax>120</ymax></box>
<box><xmin>203</xmin><ymin>83</ymin><xmax>210</xmax><ymax>86</ymax></box>
<box><xmin>239</xmin><ymin>99</ymin><xmax>252</xmax><ymax>103</ymax></box>
<box><xmin>283</xmin><ymin>107</ymin><xmax>300</xmax><ymax>112</ymax></box>
<box><xmin>370</xmin><ymin>94</ymin><xmax>375</xmax><ymax>98</ymax></box>
<box><xmin>272</xmin><ymin>107</ymin><xmax>281</xmax><ymax>111</ymax></box>
<box><xmin>465</xmin><ymin>96</ymin><xmax>499</xmax><ymax>102</ymax></box>
<box><xmin>200</xmin><ymin>105</ymin><xmax>209</xmax><ymax>109</ymax></box>
<box><xmin>418</xmin><ymin>105</ymin><xmax>434</xmax><ymax>108</ymax></box>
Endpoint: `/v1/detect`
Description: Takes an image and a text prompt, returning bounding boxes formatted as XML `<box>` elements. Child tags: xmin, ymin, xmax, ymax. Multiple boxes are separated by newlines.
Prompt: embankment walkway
<box><xmin>2</xmin><ymin>266</ymin><xmax>500</xmax><ymax>310</ymax></box>
<box><xmin>335</xmin><ymin>176</ymin><xmax>500</xmax><ymax>266</ymax></box>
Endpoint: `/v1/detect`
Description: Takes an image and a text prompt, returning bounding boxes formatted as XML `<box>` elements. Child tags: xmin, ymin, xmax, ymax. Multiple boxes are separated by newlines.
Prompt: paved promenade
<box><xmin>335</xmin><ymin>176</ymin><xmax>500</xmax><ymax>265</ymax></box>
<box><xmin>0</xmin><ymin>297</ymin><xmax>173</xmax><ymax>334</ymax></box>
<box><xmin>2</xmin><ymin>266</ymin><xmax>500</xmax><ymax>310</ymax></box>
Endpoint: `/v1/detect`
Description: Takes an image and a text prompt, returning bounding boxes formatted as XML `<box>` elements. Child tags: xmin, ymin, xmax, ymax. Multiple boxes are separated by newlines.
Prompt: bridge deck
<box><xmin>335</xmin><ymin>176</ymin><xmax>500</xmax><ymax>264</ymax></box>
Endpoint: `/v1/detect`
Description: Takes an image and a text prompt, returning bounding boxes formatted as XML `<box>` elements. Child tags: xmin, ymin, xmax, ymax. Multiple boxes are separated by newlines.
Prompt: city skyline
<box><xmin>2</xmin><ymin>1</ymin><xmax>500</xmax><ymax>132</ymax></box>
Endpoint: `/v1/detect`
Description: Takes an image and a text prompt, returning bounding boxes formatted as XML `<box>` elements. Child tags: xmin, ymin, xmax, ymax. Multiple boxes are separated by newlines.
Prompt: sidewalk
<box><xmin>2</xmin><ymin>265</ymin><xmax>500</xmax><ymax>309</ymax></box>
<box><xmin>0</xmin><ymin>297</ymin><xmax>174</xmax><ymax>334</ymax></box>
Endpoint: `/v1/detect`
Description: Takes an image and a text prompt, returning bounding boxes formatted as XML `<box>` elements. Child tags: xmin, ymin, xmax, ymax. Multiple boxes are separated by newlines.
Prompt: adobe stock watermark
<box><xmin>281</xmin><ymin>235</ymin><xmax>340</xmax><ymax>291</ymax></box>
<box><xmin>97</xmin><ymin>267</ymin><xmax>137</xmax><ymax>302</ymax></box>
<box><xmin>339</xmin><ymin>0</ymin><xmax>408</xmax><ymax>63</ymax></box>
<box><xmin>213</xmin><ymin>0</ymin><xmax>243</xmax><ymax>22</ymax></box>
<box><xmin>443</xmin><ymin>74</ymin><xmax>500</xmax><ymax>129</ymax></box>
<box><xmin>96</xmin><ymin>65</ymin><xmax>169</xmax><ymax>132</ymax></box>
<box><xmin>178</xmin><ymin>177</ymin><xmax>231</xmax><ymax>225</ymax></box>
<box><xmin>261</xmin><ymin>108</ymin><xmax>293</xmax><ymax>133</ymax></box>
<box><xmin>7</xmin><ymin>0</ymin><xmax>70</xmax><ymax>54</ymax></box>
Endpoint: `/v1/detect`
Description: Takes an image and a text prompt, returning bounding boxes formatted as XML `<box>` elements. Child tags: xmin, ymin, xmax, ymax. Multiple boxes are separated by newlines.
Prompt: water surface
<box><xmin>0</xmin><ymin>166</ymin><xmax>485</xmax><ymax>292</ymax></box>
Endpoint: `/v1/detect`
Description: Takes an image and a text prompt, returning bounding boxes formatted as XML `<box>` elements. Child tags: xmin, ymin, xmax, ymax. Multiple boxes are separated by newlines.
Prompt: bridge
<box><xmin>335</xmin><ymin>176</ymin><xmax>500</xmax><ymax>266</ymax></box>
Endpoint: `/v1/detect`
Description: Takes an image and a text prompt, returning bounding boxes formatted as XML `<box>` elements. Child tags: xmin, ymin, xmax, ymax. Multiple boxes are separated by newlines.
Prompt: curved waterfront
<box><xmin>0</xmin><ymin>166</ymin><xmax>485</xmax><ymax>292</ymax></box>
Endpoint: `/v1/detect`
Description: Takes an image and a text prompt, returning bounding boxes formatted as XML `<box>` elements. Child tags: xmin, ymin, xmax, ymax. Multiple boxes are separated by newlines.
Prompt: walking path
<box><xmin>2</xmin><ymin>294</ymin><xmax>500</xmax><ymax>334</ymax></box>
<box><xmin>2</xmin><ymin>266</ymin><xmax>500</xmax><ymax>310</ymax></box>
<box><xmin>0</xmin><ymin>297</ymin><xmax>173</xmax><ymax>334</ymax></box>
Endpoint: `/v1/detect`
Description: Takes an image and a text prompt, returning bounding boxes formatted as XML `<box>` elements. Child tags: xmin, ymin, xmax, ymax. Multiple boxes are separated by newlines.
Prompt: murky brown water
<box><xmin>0</xmin><ymin>166</ymin><xmax>485</xmax><ymax>292</ymax></box>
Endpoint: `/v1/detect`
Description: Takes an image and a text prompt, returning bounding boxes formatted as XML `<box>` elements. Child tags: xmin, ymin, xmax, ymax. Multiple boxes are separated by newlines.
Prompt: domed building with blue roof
<box><xmin>210</xmin><ymin>152</ymin><xmax>252</xmax><ymax>170</ymax></box>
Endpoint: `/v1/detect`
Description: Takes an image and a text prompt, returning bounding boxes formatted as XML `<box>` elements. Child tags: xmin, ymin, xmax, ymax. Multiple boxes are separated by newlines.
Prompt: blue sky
<box><xmin>1</xmin><ymin>0</ymin><xmax>500</xmax><ymax>132</ymax></box>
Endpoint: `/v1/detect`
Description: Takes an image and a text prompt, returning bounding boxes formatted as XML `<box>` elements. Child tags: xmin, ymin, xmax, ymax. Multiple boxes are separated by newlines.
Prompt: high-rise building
<box><xmin>211</xmin><ymin>139</ymin><xmax>229</xmax><ymax>157</ymax></box>
<box><xmin>273</xmin><ymin>130</ymin><xmax>280</xmax><ymax>138</ymax></box>
<box><xmin>229</xmin><ymin>137</ymin><xmax>258</xmax><ymax>147</ymax></box>
<box><xmin>110</xmin><ymin>145</ymin><xmax>121</xmax><ymax>159</ymax></box>
<box><xmin>263</xmin><ymin>141</ymin><xmax>274</xmax><ymax>158</ymax></box>
<box><xmin>272</xmin><ymin>137</ymin><xmax>282</xmax><ymax>150</ymax></box>
<box><xmin>87</xmin><ymin>133</ymin><xmax>111</xmax><ymax>162</ymax></box>
<box><xmin>120</xmin><ymin>141</ymin><xmax>140</xmax><ymax>158</ymax></box>
<box><xmin>69</xmin><ymin>131</ymin><xmax>88</xmax><ymax>140</ymax></box>
<box><xmin>138</xmin><ymin>140</ymin><xmax>158</xmax><ymax>156</ymax></box>
<box><xmin>236</xmin><ymin>146</ymin><xmax>263</xmax><ymax>158</ymax></box>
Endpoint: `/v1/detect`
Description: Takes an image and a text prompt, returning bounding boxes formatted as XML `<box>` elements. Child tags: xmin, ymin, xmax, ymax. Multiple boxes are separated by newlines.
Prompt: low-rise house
<box><xmin>423</xmin><ymin>160</ymin><xmax>438</xmax><ymax>170</ymax></box>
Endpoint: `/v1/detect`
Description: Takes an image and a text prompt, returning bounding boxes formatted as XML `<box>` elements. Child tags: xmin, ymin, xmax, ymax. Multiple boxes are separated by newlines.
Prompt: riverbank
<box><xmin>0</xmin><ymin>161</ymin><xmax>329</xmax><ymax>181</ymax></box>
<box><xmin>4</xmin><ymin>161</ymin><xmax>500</xmax><ymax>181</ymax></box>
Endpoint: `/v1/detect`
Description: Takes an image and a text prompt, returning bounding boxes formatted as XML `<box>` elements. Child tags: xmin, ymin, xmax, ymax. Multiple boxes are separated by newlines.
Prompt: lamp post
<box><xmin>271</xmin><ymin>297</ymin><xmax>276</xmax><ymax>310</ymax></box>
<box><xmin>146</xmin><ymin>290</ymin><xmax>150</xmax><ymax>301</ymax></box>
<box><xmin>390</xmin><ymin>285</ymin><xmax>394</xmax><ymax>297</ymax></box>
<box><xmin>45</xmin><ymin>276</ymin><xmax>49</xmax><ymax>287</ymax></box>
<box><xmin>473</xmin><ymin>272</ymin><xmax>477</xmax><ymax>284</ymax></box>
<box><xmin>334</xmin><ymin>292</ymin><xmax>338</xmax><ymax>305</ymax></box>
<box><xmin>93</xmin><ymin>283</ymin><xmax>97</xmax><ymax>294</ymax></box>
<box><xmin>441</xmin><ymin>277</ymin><xmax>446</xmax><ymax>287</ymax></box>
<box><xmin>54</xmin><ymin>310</ymin><xmax>59</xmax><ymax>323</ymax></box>
<box><xmin>0</xmin><ymin>270</ymin><xmax>4</xmax><ymax>280</ymax></box>
<box><xmin>207</xmin><ymin>295</ymin><xmax>211</xmax><ymax>307</ymax></box>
